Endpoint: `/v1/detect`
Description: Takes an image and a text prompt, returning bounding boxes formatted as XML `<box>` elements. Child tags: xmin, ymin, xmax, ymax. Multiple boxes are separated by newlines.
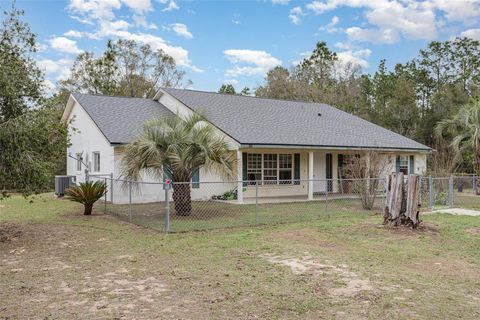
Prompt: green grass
<box><xmin>1</xmin><ymin>194</ymin><xmax>480</xmax><ymax>319</ymax></box>
<box><xmin>105</xmin><ymin>196</ymin><xmax>385</xmax><ymax>232</ymax></box>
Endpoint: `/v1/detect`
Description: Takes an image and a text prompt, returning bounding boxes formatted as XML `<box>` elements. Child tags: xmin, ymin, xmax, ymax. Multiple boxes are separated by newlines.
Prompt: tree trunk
<box><xmin>172</xmin><ymin>183</ymin><xmax>192</xmax><ymax>216</ymax></box>
<box><xmin>84</xmin><ymin>204</ymin><xmax>93</xmax><ymax>215</ymax></box>
<box><xmin>383</xmin><ymin>173</ymin><xmax>421</xmax><ymax>228</ymax></box>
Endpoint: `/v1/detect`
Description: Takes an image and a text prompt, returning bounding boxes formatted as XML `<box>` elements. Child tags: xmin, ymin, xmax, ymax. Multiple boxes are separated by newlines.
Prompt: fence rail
<box><xmin>89</xmin><ymin>175</ymin><xmax>480</xmax><ymax>233</ymax></box>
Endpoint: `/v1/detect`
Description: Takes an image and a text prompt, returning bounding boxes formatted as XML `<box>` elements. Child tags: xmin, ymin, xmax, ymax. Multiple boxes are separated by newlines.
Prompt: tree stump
<box><xmin>383</xmin><ymin>173</ymin><xmax>421</xmax><ymax>228</ymax></box>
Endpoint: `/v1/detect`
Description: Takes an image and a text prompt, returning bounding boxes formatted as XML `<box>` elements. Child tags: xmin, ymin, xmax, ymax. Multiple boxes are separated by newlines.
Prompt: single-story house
<box><xmin>62</xmin><ymin>87</ymin><xmax>431</xmax><ymax>204</ymax></box>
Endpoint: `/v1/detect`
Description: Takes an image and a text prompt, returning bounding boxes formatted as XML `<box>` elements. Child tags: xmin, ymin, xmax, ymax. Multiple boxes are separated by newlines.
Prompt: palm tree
<box><xmin>121</xmin><ymin>113</ymin><xmax>236</xmax><ymax>215</ymax></box>
<box><xmin>435</xmin><ymin>100</ymin><xmax>480</xmax><ymax>180</ymax></box>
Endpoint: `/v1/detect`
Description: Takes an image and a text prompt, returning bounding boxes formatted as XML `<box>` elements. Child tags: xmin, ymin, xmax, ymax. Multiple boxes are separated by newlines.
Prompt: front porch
<box><xmin>234</xmin><ymin>148</ymin><xmax>361</xmax><ymax>204</ymax></box>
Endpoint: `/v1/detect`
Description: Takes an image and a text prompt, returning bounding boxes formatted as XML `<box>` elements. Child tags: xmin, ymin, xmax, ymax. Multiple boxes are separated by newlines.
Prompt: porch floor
<box><xmin>217</xmin><ymin>193</ymin><xmax>361</xmax><ymax>205</ymax></box>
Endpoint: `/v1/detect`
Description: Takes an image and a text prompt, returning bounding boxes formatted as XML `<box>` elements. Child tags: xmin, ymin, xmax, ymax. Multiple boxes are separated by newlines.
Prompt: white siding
<box><xmin>66</xmin><ymin>100</ymin><xmax>115</xmax><ymax>195</ymax></box>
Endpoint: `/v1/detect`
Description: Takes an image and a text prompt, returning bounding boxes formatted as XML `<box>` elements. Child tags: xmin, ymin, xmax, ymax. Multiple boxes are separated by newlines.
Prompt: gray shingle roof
<box><xmin>162</xmin><ymin>88</ymin><xmax>430</xmax><ymax>151</ymax></box>
<box><xmin>72</xmin><ymin>89</ymin><xmax>430</xmax><ymax>151</ymax></box>
<box><xmin>72</xmin><ymin>93</ymin><xmax>174</xmax><ymax>144</ymax></box>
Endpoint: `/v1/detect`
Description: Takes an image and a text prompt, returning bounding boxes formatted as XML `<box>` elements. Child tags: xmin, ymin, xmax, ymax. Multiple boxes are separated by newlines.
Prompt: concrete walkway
<box><xmin>436</xmin><ymin>208</ymin><xmax>480</xmax><ymax>216</ymax></box>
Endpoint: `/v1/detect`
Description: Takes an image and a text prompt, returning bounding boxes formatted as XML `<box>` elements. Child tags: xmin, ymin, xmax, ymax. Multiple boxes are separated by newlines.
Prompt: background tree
<box><xmin>121</xmin><ymin>114</ymin><xmax>236</xmax><ymax>215</ymax></box>
<box><xmin>61</xmin><ymin>39</ymin><xmax>190</xmax><ymax>99</ymax></box>
<box><xmin>435</xmin><ymin>100</ymin><xmax>480</xmax><ymax>177</ymax></box>
<box><xmin>0</xmin><ymin>2</ymin><xmax>43</xmax><ymax>122</ymax></box>
<box><xmin>218</xmin><ymin>84</ymin><xmax>236</xmax><ymax>94</ymax></box>
<box><xmin>0</xmin><ymin>2</ymin><xmax>69</xmax><ymax>195</ymax></box>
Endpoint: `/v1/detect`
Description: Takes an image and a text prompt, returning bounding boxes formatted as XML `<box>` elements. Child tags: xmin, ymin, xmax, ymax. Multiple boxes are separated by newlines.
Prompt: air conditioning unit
<box><xmin>55</xmin><ymin>175</ymin><xmax>76</xmax><ymax>197</ymax></box>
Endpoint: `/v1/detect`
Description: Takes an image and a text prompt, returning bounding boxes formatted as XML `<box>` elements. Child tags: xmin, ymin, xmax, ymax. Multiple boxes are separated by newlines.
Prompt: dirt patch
<box><xmin>272</xmin><ymin>228</ymin><xmax>340</xmax><ymax>249</ymax></box>
<box><xmin>380</xmin><ymin>223</ymin><xmax>440</xmax><ymax>236</ymax></box>
<box><xmin>261</xmin><ymin>253</ymin><xmax>374</xmax><ymax>297</ymax></box>
<box><xmin>0</xmin><ymin>224</ymin><xmax>23</xmax><ymax>243</ymax></box>
<box><xmin>466</xmin><ymin>227</ymin><xmax>480</xmax><ymax>235</ymax></box>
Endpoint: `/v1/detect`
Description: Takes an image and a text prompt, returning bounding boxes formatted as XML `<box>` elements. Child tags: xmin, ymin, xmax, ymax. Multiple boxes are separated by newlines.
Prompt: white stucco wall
<box><xmin>66</xmin><ymin>100</ymin><xmax>115</xmax><ymax>197</ymax></box>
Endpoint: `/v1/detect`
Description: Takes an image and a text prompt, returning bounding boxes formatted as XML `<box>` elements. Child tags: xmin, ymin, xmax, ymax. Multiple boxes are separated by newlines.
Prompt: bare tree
<box><xmin>344</xmin><ymin>151</ymin><xmax>389</xmax><ymax>210</ymax></box>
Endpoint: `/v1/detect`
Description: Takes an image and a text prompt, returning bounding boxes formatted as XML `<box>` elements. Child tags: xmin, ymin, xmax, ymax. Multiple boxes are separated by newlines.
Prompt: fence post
<box><xmin>110</xmin><ymin>173</ymin><xmax>114</xmax><ymax>203</ymax></box>
<box><xmin>164</xmin><ymin>183</ymin><xmax>170</xmax><ymax>233</ymax></box>
<box><xmin>449</xmin><ymin>175</ymin><xmax>454</xmax><ymax>208</ymax></box>
<box><xmin>128</xmin><ymin>181</ymin><xmax>132</xmax><ymax>222</ymax></box>
<box><xmin>104</xmin><ymin>177</ymin><xmax>107</xmax><ymax>213</ymax></box>
<box><xmin>474</xmin><ymin>175</ymin><xmax>478</xmax><ymax>195</ymax></box>
<box><xmin>324</xmin><ymin>179</ymin><xmax>328</xmax><ymax>213</ymax></box>
<box><xmin>429</xmin><ymin>175</ymin><xmax>433</xmax><ymax>209</ymax></box>
<box><xmin>255</xmin><ymin>183</ymin><xmax>259</xmax><ymax>225</ymax></box>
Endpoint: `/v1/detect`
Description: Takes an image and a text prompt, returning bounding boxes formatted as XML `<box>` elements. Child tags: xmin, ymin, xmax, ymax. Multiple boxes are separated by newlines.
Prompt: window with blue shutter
<box><xmin>192</xmin><ymin>167</ymin><xmax>200</xmax><ymax>188</ymax></box>
<box><xmin>409</xmin><ymin>155</ymin><xmax>414</xmax><ymax>174</ymax></box>
<box><xmin>396</xmin><ymin>156</ymin><xmax>401</xmax><ymax>173</ymax></box>
<box><xmin>242</xmin><ymin>152</ymin><xmax>248</xmax><ymax>186</ymax></box>
<box><xmin>294</xmin><ymin>153</ymin><xmax>300</xmax><ymax>185</ymax></box>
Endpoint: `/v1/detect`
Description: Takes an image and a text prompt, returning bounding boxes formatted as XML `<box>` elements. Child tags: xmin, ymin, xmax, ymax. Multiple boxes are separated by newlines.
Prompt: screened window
<box><xmin>263</xmin><ymin>154</ymin><xmax>277</xmax><ymax>184</ymax></box>
<box><xmin>93</xmin><ymin>152</ymin><xmax>100</xmax><ymax>172</ymax></box>
<box><xmin>399</xmin><ymin>155</ymin><xmax>409</xmax><ymax>174</ymax></box>
<box><xmin>279</xmin><ymin>154</ymin><xmax>292</xmax><ymax>184</ymax></box>
<box><xmin>245</xmin><ymin>153</ymin><xmax>293</xmax><ymax>185</ymax></box>
<box><xmin>247</xmin><ymin>153</ymin><xmax>262</xmax><ymax>184</ymax></box>
<box><xmin>76</xmin><ymin>153</ymin><xmax>82</xmax><ymax>171</ymax></box>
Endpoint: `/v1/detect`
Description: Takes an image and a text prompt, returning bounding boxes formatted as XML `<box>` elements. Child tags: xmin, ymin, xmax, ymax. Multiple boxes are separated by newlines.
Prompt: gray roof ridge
<box><xmin>162</xmin><ymin>87</ymin><xmax>335</xmax><ymax>107</ymax></box>
<box><xmin>72</xmin><ymin>92</ymin><xmax>154</xmax><ymax>101</ymax></box>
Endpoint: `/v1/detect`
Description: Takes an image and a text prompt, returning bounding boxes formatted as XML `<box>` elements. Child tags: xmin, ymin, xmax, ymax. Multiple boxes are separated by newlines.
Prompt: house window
<box><xmin>76</xmin><ymin>153</ymin><xmax>82</xmax><ymax>171</ymax></box>
<box><xmin>246</xmin><ymin>153</ymin><xmax>293</xmax><ymax>185</ymax></box>
<box><xmin>93</xmin><ymin>152</ymin><xmax>100</xmax><ymax>172</ymax></box>
<box><xmin>279</xmin><ymin>154</ymin><xmax>292</xmax><ymax>184</ymax></box>
<box><xmin>263</xmin><ymin>154</ymin><xmax>278</xmax><ymax>184</ymax></box>
<box><xmin>399</xmin><ymin>155</ymin><xmax>409</xmax><ymax>174</ymax></box>
<box><xmin>247</xmin><ymin>153</ymin><xmax>262</xmax><ymax>184</ymax></box>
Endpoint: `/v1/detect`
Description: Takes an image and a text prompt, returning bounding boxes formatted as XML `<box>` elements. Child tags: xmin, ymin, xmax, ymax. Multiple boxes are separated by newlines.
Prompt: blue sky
<box><xmin>8</xmin><ymin>0</ymin><xmax>480</xmax><ymax>93</ymax></box>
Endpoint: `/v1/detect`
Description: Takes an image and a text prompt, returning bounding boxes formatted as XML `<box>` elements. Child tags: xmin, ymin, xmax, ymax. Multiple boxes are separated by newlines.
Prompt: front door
<box><xmin>326</xmin><ymin>153</ymin><xmax>333</xmax><ymax>192</ymax></box>
<box><xmin>313</xmin><ymin>152</ymin><xmax>326</xmax><ymax>193</ymax></box>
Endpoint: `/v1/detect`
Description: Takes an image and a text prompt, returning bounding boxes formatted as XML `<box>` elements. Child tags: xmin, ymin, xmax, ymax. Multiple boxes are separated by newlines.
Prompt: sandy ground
<box><xmin>437</xmin><ymin>208</ymin><xmax>480</xmax><ymax>216</ymax></box>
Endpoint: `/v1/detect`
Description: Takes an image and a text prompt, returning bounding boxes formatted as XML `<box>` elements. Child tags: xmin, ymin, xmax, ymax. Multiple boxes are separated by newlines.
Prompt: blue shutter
<box><xmin>192</xmin><ymin>167</ymin><xmax>200</xmax><ymax>188</ymax></box>
<box><xmin>395</xmin><ymin>156</ymin><xmax>401</xmax><ymax>173</ymax></box>
<box><xmin>409</xmin><ymin>155</ymin><xmax>414</xmax><ymax>174</ymax></box>
<box><xmin>294</xmin><ymin>153</ymin><xmax>300</xmax><ymax>185</ymax></box>
<box><xmin>163</xmin><ymin>165</ymin><xmax>172</xmax><ymax>189</ymax></box>
<box><xmin>242</xmin><ymin>152</ymin><xmax>248</xmax><ymax>186</ymax></box>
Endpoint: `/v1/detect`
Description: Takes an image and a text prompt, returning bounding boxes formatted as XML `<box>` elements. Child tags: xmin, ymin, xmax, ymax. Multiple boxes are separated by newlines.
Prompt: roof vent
<box><xmin>317</xmin><ymin>113</ymin><xmax>322</xmax><ymax>117</ymax></box>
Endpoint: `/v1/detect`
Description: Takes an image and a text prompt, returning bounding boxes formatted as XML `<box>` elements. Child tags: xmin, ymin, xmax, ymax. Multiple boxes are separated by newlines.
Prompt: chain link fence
<box><xmin>90</xmin><ymin>177</ymin><xmax>387</xmax><ymax>232</ymax></box>
<box><xmin>89</xmin><ymin>175</ymin><xmax>480</xmax><ymax>233</ymax></box>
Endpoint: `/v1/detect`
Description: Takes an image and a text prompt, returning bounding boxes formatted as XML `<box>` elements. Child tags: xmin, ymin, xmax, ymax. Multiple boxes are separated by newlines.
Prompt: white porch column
<box><xmin>237</xmin><ymin>150</ymin><xmax>244</xmax><ymax>204</ymax></box>
<box><xmin>308</xmin><ymin>151</ymin><xmax>314</xmax><ymax>200</ymax></box>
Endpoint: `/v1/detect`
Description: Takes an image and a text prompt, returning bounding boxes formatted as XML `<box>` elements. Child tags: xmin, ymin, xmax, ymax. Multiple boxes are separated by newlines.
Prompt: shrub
<box><xmin>66</xmin><ymin>181</ymin><xmax>107</xmax><ymax>215</ymax></box>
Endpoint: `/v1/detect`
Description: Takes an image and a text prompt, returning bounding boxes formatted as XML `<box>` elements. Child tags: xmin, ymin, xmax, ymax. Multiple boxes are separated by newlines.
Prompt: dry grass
<box><xmin>1</xmin><ymin>194</ymin><xmax>480</xmax><ymax>319</ymax></box>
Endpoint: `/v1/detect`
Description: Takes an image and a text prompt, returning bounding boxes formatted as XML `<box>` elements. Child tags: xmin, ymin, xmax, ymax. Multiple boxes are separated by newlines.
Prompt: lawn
<box><xmin>1</xmin><ymin>194</ymin><xmax>480</xmax><ymax>319</ymax></box>
<box><xmin>105</xmin><ymin>195</ymin><xmax>386</xmax><ymax>232</ymax></box>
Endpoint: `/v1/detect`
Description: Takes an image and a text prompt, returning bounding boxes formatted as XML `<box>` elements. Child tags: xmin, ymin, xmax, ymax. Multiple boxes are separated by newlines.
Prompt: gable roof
<box><xmin>71</xmin><ymin>93</ymin><xmax>174</xmax><ymax>144</ymax></box>
<box><xmin>70</xmin><ymin>89</ymin><xmax>430</xmax><ymax>151</ymax></box>
<box><xmin>161</xmin><ymin>88</ymin><xmax>430</xmax><ymax>151</ymax></box>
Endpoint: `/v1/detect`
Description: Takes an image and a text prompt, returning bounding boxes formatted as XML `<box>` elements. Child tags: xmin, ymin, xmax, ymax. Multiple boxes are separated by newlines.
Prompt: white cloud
<box><xmin>122</xmin><ymin>0</ymin><xmax>152</xmax><ymax>13</ymax></box>
<box><xmin>319</xmin><ymin>15</ymin><xmax>340</xmax><ymax>33</ymax></box>
<box><xmin>289</xmin><ymin>7</ymin><xmax>305</xmax><ymax>25</ymax></box>
<box><xmin>460</xmin><ymin>28</ymin><xmax>480</xmax><ymax>40</ymax></box>
<box><xmin>306</xmin><ymin>0</ymin><xmax>448</xmax><ymax>42</ymax></box>
<box><xmin>64</xmin><ymin>30</ymin><xmax>84</xmax><ymax>38</ymax></box>
<box><xmin>272</xmin><ymin>0</ymin><xmax>290</xmax><ymax>4</ymax></box>
<box><xmin>67</xmin><ymin>0</ymin><xmax>200</xmax><ymax>71</ymax></box>
<box><xmin>37</xmin><ymin>58</ymin><xmax>73</xmax><ymax>81</ymax></box>
<box><xmin>224</xmin><ymin>49</ymin><xmax>281</xmax><ymax>77</ymax></box>
<box><xmin>346</xmin><ymin>27</ymin><xmax>400</xmax><ymax>44</ymax></box>
<box><xmin>224</xmin><ymin>79</ymin><xmax>239</xmax><ymax>85</ymax></box>
<box><xmin>49</xmin><ymin>37</ymin><xmax>82</xmax><ymax>54</ymax></box>
<box><xmin>162</xmin><ymin>0</ymin><xmax>179</xmax><ymax>12</ymax></box>
<box><xmin>427</xmin><ymin>0</ymin><xmax>480</xmax><ymax>22</ymax></box>
<box><xmin>170</xmin><ymin>23</ymin><xmax>193</xmax><ymax>39</ymax></box>
<box><xmin>133</xmin><ymin>14</ymin><xmax>157</xmax><ymax>29</ymax></box>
